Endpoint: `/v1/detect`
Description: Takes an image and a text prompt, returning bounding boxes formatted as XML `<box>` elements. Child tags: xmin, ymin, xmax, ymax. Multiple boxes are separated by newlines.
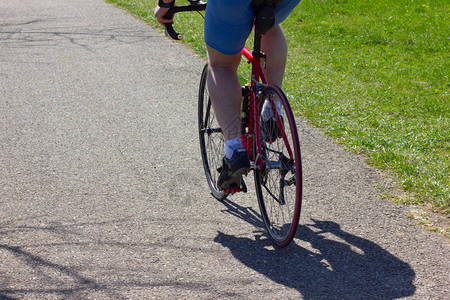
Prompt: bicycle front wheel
<box><xmin>198</xmin><ymin>64</ymin><xmax>226</xmax><ymax>200</ymax></box>
<box><xmin>254</xmin><ymin>85</ymin><xmax>303</xmax><ymax>247</ymax></box>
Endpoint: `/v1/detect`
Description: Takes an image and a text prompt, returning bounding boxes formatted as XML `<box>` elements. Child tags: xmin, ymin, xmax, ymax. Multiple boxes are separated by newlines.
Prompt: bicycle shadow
<box><xmin>216</xmin><ymin>199</ymin><xmax>416</xmax><ymax>299</ymax></box>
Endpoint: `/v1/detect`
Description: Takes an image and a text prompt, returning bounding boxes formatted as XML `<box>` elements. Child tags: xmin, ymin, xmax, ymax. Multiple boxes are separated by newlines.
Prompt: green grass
<box><xmin>107</xmin><ymin>0</ymin><xmax>449</xmax><ymax>215</ymax></box>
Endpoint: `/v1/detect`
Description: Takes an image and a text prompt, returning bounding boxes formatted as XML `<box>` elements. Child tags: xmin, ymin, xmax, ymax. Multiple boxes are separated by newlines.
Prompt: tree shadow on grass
<box><xmin>216</xmin><ymin>199</ymin><xmax>416</xmax><ymax>300</ymax></box>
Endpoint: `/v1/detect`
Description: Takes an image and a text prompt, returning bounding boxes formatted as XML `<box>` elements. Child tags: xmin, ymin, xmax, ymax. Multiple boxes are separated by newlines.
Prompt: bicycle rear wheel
<box><xmin>198</xmin><ymin>64</ymin><xmax>227</xmax><ymax>200</ymax></box>
<box><xmin>254</xmin><ymin>85</ymin><xmax>303</xmax><ymax>247</ymax></box>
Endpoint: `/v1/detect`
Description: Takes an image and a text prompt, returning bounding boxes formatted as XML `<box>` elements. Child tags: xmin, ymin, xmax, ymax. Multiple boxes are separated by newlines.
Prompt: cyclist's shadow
<box><xmin>215</xmin><ymin>199</ymin><xmax>416</xmax><ymax>300</ymax></box>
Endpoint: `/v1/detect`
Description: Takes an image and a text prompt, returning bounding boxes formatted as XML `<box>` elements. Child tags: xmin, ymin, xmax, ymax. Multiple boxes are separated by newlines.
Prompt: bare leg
<box><xmin>206</xmin><ymin>46</ymin><xmax>243</xmax><ymax>141</ymax></box>
<box><xmin>206</xmin><ymin>25</ymin><xmax>287</xmax><ymax>141</ymax></box>
<box><xmin>260</xmin><ymin>25</ymin><xmax>288</xmax><ymax>121</ymax></box>
<box><xmin>261</xmin><ymin>24</ymin><xmax>287</xmax><ymax>87</ymax></box>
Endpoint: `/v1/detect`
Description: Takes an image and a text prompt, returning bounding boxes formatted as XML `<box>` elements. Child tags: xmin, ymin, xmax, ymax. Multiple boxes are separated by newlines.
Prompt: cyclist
<box><xmin>155</xmin><ymin>0</ymin><xmax>301</xmax><ymax>191</ymax></box>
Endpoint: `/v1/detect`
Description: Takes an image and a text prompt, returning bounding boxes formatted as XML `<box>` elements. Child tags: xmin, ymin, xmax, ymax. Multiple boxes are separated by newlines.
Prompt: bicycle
<box><xmin>164</xmin><ymin>0</ymin><xmax>302</xmax><ymax>247</ymax></box>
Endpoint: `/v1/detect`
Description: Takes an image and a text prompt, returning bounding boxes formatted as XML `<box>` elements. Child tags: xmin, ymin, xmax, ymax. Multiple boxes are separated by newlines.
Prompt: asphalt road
<box><xmin>1</xmin><ymin>0</ymin><xmax>448</xmax><ymax>299</ymax></box>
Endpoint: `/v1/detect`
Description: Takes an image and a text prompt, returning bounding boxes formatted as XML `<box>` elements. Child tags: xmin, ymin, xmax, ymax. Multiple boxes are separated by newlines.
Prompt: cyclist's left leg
<box><xmin>204</xmin><ymin>0</ymin><xmax>254</xmax><ymax>156</ymax></box>
<box><xmin>204</xmin><ymin>1</ymin><xmax>255</xmax><ymax>191</ymax></box>
<box><xmin>206</xmin><ymin>46</ymin><xmax>242</xmax><ymax>143</ymax></box>
<box><xmin>206</xmin><ymin>46</ymin><xmax>251</xmax><ymax>191</ymax></box>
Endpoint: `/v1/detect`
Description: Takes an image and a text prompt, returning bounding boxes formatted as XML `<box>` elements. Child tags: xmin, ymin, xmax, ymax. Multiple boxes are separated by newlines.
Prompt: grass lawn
<box><xmin>107</xmin><ymin>0</ymin><xmax>449</xmax><ymax>215</ymax></box>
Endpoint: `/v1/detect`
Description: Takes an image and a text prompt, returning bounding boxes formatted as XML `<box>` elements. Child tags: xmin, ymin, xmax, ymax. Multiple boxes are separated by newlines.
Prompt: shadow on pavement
<box><xmin>216</xmin><ymin>199</ymin><xmax>416</xmax><ymax>300</ymax></box>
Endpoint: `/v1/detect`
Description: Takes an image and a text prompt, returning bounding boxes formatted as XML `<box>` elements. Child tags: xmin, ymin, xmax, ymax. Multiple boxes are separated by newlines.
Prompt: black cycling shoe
<box><xmin>217</xmin><ymin>148</ymin><xmax>250</xmax><ymax>191</ymax></box>
<box><xmin>262</xmin><ymin>116</ymin><xmax>283</xmax><ymax>143</ymax></box>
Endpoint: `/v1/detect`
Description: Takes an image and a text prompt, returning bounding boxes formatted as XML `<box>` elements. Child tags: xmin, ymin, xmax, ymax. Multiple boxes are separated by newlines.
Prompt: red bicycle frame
<box><xmin>241</xmin><ymin>46</ymin><xmax>295</xmax><ymax>170</ymax></box>
<box><xmin>164</xmin><ymin>2</ymin><xmax>294</xmax><ymax>171</ymax></box>
<box><xmin>241</xmin><ymin>46</ymin><xmax>266</xmax><ymax>169</ymax></box>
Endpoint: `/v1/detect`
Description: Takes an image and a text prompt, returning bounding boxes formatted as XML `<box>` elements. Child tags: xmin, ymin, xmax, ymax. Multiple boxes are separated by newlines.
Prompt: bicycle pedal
<box><xmin>225</xmin><ymin>187</ymin><xmax>241</xmax><ymax>194</ymax></box>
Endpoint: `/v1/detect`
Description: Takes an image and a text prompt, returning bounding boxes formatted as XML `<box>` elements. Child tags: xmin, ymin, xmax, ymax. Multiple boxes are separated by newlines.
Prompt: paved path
<box><xmin>1</xmin><ymin>0</ymin><xmax>448</xmax><ymax>299</ymax></box>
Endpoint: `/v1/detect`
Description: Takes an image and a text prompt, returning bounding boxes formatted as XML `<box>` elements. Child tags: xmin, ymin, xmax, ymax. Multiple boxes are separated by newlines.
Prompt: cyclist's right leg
<box><xmin>261</xmin><ymin>0</ymin><xmax>302</xmax><ymax>86</ymax></box>
<box><xmin>260</xmin><ymin>0</ymin><xmax>302</xmax><ymax>130</ymax></box>
<box><xmin>260</xmin><ymin>0</ymin><xmax>301</xmax><ymax>87</ymax></box>
<box><xmin>261</xmin><ymin>24</ymin><xmax>287</xmax><ymax>87</ymax></box>
<box><xmin>260</xmin><ymin>25</ymin><xmax>287</xmax><ymax>125</ymax></box>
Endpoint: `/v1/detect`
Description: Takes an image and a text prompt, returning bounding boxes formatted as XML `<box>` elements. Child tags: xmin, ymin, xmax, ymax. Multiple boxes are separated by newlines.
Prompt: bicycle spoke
<box><xmin>199</xmin><ymin>64</ymin><xmax>226</xmax><ymax>200</ymax></box>
<box><xmin>204</xmin><ymin>98</ymin><xmax>212</xmax><ymax>128</ymax></box>
<box><xmin>262</xmin><ymin>181</ymin><xmax>283</xmax><ymax>204</ymax></box>
<box><xmin>254</xmin><ymin>85</ymin><xmax>302</xmax><ymax>247</ymax></box>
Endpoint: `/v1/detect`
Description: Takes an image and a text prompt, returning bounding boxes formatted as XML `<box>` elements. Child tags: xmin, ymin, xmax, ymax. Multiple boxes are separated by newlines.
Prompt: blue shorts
<box><xmin>204</xmin><ymin>0</ymin><xmax>301</xmax><ymax>55</ymax></box>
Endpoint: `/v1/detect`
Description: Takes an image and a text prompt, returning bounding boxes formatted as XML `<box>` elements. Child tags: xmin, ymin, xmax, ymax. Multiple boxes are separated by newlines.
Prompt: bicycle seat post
<box><xmin>252</xmin><ymin>4</ymin><xmax>275</xmax><ymax>65</ymax></box>
<box><xmin>252</xmin><ymin>31</ymin><xmax>265</xmax><ymax>59</ymax></box>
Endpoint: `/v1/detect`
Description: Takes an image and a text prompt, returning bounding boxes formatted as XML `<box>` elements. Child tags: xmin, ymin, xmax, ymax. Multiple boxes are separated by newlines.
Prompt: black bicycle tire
<box><xmin>198</xmin><ymin>64</ymin><xmax>227</xmax><ymax>201</ymax></box>
<box><xmin>254</xmin><ymin>84</ymin><xmax>303</xmax><ymax>247</ymax></box>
